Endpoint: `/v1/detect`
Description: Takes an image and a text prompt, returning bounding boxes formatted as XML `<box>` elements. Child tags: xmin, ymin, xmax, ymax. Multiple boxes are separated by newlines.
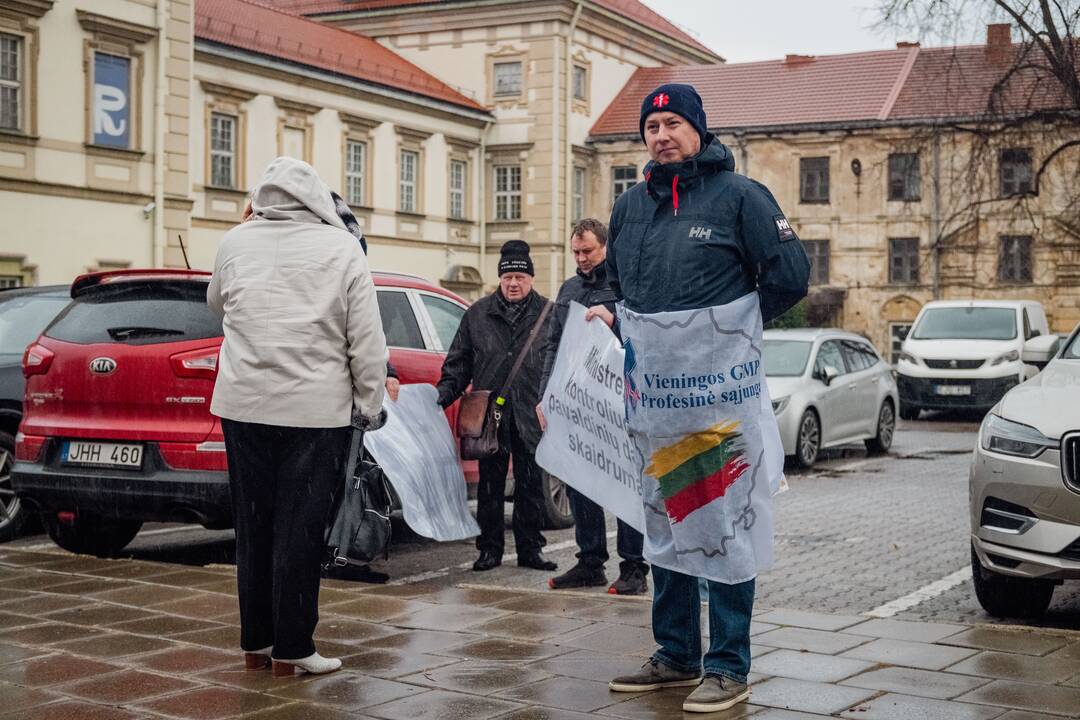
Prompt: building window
<box><xmin>888</xmin><ymin>153</ymin><xmax>920</xmax><ymax>201</ymax></box>
<box><xmin>1000</xmin><ymin>148</ymin><xmax>1033</xmax><ymax>196</ymax></box>
<box><xmin>889</xmin><ymin>237</ymin><xmax>920</xmax><ymax>285</ymax></box>
<box><xmin>449</xmin><ymin>159</ymin><xmax>466</xmax><ymax>220</ymax></box>
<box><xmin>0</xmin><ymin>33</ymin><xmax>21</xmax><ymax>131</ymax></box>
<box><xmin>800</xmin><ymin>157</ymin><xmax>830</xmax><ymax>203</ymax></box>
<box><xmin>399</xmin><ymin>149</ymin><xmax>419</xmax><ymax>213</ymax></box>
<box><xmin>493</xmin><ymin>61</ymin><xmax>522</xmax><ymax>96</ymax></box>
<box><xmin>494</xmin><ymin>165</ymin><xmax>521</xmax><ymax>221</ymax></box>
<box><xmin>573</xmin><ymin>64</ymin><xmax>587</xmax><ymax>101</ymax></box>
<box><xmin>612</xmin><ymin>165</ymin><xmax>636</xmax><ymax>204</ymax></box>
<box><xmin>999</xmin><ymin>235</ymin><xmax>1033</xmax><ymax>283</ymax></box>
<box><xmin>803</xmin><ymin>240</ymin><xmax>830</xmax><ymax>285</ymax></box>
<box><xmin>572</xmin><ymin>167</ymin><xmax>586</xmax><ymax>222</ymax></box>
<box><xmin>92</xmin><ymin>52</ymin><xmax>132</xmax><ymax>149</ymax></box>
<box><xmin>345</xmin><ymin>139</ymin><xmax>366</xmax><ymax>207</ymax></box>
<box><xmin>210</xmin><ymin>112</ymin><xmax>237</xmax><ymax>189</ymax></box>
<box><xmin>0</xmin><ymin>275</ymin><xmax>20</xmax><ymax>289</ymax></box>
<box><xmin>889</xmin><ymin>323</ymin><xmax>911</xmax><ymax>365</ymax></box>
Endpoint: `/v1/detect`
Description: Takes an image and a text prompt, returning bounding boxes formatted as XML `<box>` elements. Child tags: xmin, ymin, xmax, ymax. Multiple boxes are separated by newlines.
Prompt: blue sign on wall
<box><xmin>93</xmin><ymin>53</ymin><xmax>131</xmax><ymax>148</ymax></box>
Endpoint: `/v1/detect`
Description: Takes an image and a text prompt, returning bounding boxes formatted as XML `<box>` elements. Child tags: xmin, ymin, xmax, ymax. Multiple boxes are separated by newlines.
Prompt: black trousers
<box><xmin>221</xmin><ymin>418</ymin><xmax>350</xmax><ymax>660</ymax></box>
<box><xmin>476</xmin><ymin>413</ymin><xmax>547</xmax><ymax>556</ymax></box>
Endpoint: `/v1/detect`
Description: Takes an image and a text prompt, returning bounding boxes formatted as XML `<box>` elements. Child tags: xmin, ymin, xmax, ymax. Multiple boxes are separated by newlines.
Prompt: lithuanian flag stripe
<box><xmin>644</xmin><ymin>421</ymin><xmax>740</xmax><ymax>479</ymax></box>
<box><xmin>664</xmin><ymin>459</ymin><xmax>751</xmax><ymax>523</ymax></box>
<box><xmin>655</xmin><ymin>436</ymin><xmax>741</xmax><ymax>499</ymax></box>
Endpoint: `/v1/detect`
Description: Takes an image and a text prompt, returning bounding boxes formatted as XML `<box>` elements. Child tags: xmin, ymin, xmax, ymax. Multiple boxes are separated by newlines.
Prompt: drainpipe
<box><xmin>564</xmin><ymin>0</ymin><xmax>584</xmax><ymax>279</ymax></box>
<box><xmin>152</xmin><ymin>0</ymin><xmax>167</xmax><ymax>267</ymax></box>
<box><xmin>549</xmin><ymin>31</ymin><xmax>561</xmax><ymax>299</ymax></box>
<box><xmin>931</xmin><ymin>125</ymin><xmax>941</xmax><ymax>300</ymax></box>
<box><xmin>478</xmin><ymin>120</ymin><xmax>492</xmax><ymax>290</ymax></box>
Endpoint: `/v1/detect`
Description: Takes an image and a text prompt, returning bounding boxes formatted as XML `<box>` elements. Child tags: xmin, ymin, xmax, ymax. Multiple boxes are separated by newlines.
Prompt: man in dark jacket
<box><xmin>536</xmin><ymin>218</ymin><xmax>648</xmax><ymax>595</ymax></box>
<box><xmin>595</xmin><ymin>84</ymin><xmax>810</xmax><ymax>713</ymax></box>
<box><xmin>437</xmin><ymin>241</ymin><xmax>557</xmax><ymax>573</ymax></box>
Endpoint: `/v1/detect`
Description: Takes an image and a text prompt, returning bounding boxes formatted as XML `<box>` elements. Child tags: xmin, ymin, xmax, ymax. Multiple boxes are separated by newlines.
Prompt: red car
<box><xmin>13</xmin><ymin>269</ymin><xmax>570</xmax><ymax>556</ymax></box>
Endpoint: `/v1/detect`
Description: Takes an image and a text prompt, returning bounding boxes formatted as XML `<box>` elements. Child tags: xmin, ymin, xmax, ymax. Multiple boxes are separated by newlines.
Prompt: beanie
<box><xmin>639</xmin><ymin>83</ymin><xmax>708</xmax><ymax>146</ymax></box>
<box><xmin>498</xmin><ymin>240</ymin><xmax>534</xmax><ymax>276</ymax></box>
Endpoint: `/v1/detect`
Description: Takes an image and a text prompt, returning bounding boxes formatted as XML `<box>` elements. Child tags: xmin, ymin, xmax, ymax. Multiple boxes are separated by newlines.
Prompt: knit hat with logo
<box><xmin>498</xmin><ymin>240</ymin><xmax>534</xmax><ymax>276</ymax></box>
<box><xmin>639</xmin><ymin>83</ymin><xmax>708</xmax><ymax>146</ymax></box>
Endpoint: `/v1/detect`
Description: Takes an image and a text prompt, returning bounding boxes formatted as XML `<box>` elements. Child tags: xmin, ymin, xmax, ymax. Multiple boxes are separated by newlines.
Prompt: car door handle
<box><xmin>848</xmin><ymin>383</ymin><xmax>857</xmax><ymax>390</ymax></box>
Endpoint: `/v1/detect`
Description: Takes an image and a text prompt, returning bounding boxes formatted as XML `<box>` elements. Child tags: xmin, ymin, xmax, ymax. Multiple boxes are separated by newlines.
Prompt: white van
<box><xmin>896</xmin><ymin>300</ymin><xmax>1055</xmax><ymax>419</ymax></box>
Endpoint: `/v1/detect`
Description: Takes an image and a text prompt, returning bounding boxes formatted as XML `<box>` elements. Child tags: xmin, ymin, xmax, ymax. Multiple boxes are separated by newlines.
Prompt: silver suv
<box><xmin>969</xmin><ymin>326</ymin><xmax>1080</xmax><ymax>618</ymax></box>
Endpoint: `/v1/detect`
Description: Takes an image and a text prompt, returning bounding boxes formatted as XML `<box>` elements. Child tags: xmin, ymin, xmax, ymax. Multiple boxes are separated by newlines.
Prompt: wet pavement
<box><xmin>2</xmin><ymin>546</ymin><xmax>1080</xmax><ymax>719</ymax></box>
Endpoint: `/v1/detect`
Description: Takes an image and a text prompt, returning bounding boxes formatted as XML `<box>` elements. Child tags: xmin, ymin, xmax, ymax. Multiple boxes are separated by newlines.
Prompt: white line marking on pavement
<box><xmin>387</xmin><ymin>530</ymin><xmax>618</xmax><ymax>586</ymax></box>
<box><xmin>864</xmin><ymin>566</ymin><xmax>973</xmax><ymax>618</ymax></box>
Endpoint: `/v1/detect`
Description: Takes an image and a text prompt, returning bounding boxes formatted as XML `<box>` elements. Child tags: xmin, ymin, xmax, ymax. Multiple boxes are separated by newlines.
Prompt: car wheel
<box><xmin>899</xmin><ymin>402</ymin><xmax>920</xmax><ymax>421</ymax></box>
<box><xmin>970</xmin><ymin>545</ymin><xmax>1055</xmax><ymax>619</ymax></box>
<box><xmin>43</xmin><ymin>513</ymin><xmax>143</xmax><ymax>557</ymax></box>
<box><xmin>541</xmin><ymin>472</ymin><xmax>574</xmax><ymax>530</ymax></box>
<box><xmin>865</xmin><ymin>401</ymin><xmax>895</xmax><ymax>455</ymax></box>
<box><xmin>794</xmin><ymin>410</ymin><xmax>820</xmax><ymax>469</ymax></box>
<box><xmin>0</xmin><ymin>431</ymin><xmax>28</xmax><ymax>542</ymax></box>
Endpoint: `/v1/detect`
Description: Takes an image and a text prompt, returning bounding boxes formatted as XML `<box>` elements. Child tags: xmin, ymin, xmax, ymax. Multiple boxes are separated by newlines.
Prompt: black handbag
<box><xmin>458</xmin><ymin>300</ymin><xmax>553</xmax><ymax>460</ymax></box>
<box><xmin>324</xmin><ymin>428</ymin><xmax>393</xmax><ymax>568</ymax></box>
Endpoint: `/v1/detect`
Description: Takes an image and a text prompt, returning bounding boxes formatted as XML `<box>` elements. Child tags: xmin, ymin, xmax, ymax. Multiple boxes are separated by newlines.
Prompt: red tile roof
<box><xmin>591</xmin><ymin>42</ymin><xmax>1077</xmax><ymax>137</ymax></box>
<box><xmin>195</xmin><ymin>0</ymin><xmax>487</xmax><ymax>112</ymax></box>
<box><xmin>258</xmin><ymin>0</ymin><xmax>719</xmax><ymax>58</ymax></box>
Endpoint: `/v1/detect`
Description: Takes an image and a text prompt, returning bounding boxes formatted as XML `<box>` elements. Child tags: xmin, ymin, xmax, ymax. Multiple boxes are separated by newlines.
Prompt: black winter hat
<box><xmin>498</xmin><ymin>240</ymin><xmax>534</xmax><ymax>276</ymax></box>
<box><xmin>639</xmin><ymin>83</ymin><xmax>708</xmax><ymax>146</ymax></box>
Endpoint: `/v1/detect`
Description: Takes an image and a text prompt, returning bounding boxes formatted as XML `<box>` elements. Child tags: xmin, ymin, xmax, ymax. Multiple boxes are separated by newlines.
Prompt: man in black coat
<box><xmin>437</xmin><ymin>241</ymin><xmax>557</xmax><ymax>572</ymax></box>
<box><xmin>537</xmin><ymin>218</ymin><xmax>648</xmax><ymax>595</ymax></box>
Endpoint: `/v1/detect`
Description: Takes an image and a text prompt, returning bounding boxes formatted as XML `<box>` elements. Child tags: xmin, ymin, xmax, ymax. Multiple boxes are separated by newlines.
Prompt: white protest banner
<box><xmin>620</xmin><ymin>292</ymin><xmax>784</xmax><ymax>584</ymax></box>
<box><xmin>536</xmin><ymin>302</ymin><xmax>645</xmax><ymax>533</ymax></box>
<box><xmin>363</xmin><ymin>383</ymin><xmax>480</xmax><ymax>542</ymax></box>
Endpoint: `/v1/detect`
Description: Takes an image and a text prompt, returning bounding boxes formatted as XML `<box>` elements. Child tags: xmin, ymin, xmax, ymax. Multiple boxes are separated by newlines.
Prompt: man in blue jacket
<box><xmin>591</xmin><ymin>84</ymin><xmax>810</xmax><ymax>713</ymax></box>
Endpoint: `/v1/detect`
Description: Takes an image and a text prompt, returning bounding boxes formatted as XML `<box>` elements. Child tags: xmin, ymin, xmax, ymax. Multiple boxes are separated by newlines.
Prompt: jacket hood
<box><xmin>643</xmin><ymin>136</ymin><xmax>735</xmax><ymax>183</ymax></box>
<box><xmin>250</xmin><ymin>156</ymin><xmax>348</xmax><ymax>233</ymax></box>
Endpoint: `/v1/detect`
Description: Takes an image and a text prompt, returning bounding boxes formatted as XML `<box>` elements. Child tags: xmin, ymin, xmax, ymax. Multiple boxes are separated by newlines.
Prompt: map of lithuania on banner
<box><xmin>620</xmin><ymin>292</ymin><xmax>784</xmax><ymax>584</ymax></box>
<box><xmin>536</xmin><ymin>302</ymin><xmax>645</xmax><ymax>533</ymax></box>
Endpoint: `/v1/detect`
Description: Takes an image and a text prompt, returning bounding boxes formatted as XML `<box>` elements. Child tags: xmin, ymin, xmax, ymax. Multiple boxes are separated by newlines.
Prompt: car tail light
<box><xmin>170</xmin><ymin>347</ymin><xmax>219</xmax><ymax>380</ymax></box>
<box><xmin>15</xmin><ymin>432</ymin><xmax>45</xmax><ymax>463</ymax></box>
<box><xmin>22</xmin><ymin>343</ymin><xmax>54</xmax><ymax>378</ymax></box>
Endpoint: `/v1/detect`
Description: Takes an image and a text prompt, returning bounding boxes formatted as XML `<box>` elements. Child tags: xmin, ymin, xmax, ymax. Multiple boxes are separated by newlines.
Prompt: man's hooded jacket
<box><xmin>606</xmin><ymin>137</ymin><xmax>810</xmax><ymax>320</ymax></box>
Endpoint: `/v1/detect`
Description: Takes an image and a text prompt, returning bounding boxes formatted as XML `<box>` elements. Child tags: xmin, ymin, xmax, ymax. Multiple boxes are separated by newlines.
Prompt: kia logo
<box><xmin>89</xmin><ymin>357</ymin><xmax>117</xmax><ymax>374</ymax></box>
<box><xmin>949</xmin><ymin>360</ymin><xmax>958</xmax><ymax>368</ymax></box>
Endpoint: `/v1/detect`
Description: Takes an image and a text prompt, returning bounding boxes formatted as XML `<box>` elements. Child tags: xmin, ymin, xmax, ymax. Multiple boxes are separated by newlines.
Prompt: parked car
<box><xmin>969</xmin><ymin>324</ymin><xmax>1080</xmax><ymax>618</ymax></box>
<box><xmin>897</xmin><ymin>300</ymin><xmax>1051</xmax><ymax>419</ymax></box>
<box><xmin>13</xmin><ymin>269</ymin><xmax>570</xmax><ymax>556</ymax></box>
<box><xmin>0</xmin><ymin>285</ymin><xmax>71</xmax><ymax>541</ymax></box>
<box><xmin>763</xmin><ymin>328</ymin><xmax>899</xmax><ymax>469</ymax></box>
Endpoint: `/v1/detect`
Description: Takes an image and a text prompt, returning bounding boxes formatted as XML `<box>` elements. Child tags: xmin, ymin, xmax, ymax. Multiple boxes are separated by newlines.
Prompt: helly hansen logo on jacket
<box><xmin>689</xmin><ymin>226</ymin><xmax>712</xmax><ymax>240</ymax></box>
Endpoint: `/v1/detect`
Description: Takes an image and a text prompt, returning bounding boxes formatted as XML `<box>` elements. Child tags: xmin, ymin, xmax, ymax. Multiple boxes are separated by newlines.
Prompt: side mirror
<box><xmin>822</xmin><ymin>366</ymin><xmax>839</xmax><ymax>386</ymax></box>
<box><xmin>1021</xmin><ymin>334</ymin><xmax>1059</xmax><ymax>368</ymax></box>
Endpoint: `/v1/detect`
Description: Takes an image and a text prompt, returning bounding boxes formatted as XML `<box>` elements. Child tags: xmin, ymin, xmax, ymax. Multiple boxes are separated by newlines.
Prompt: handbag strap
<box><xmin>495</xmin><ymin>299</ymin><xmax>553</xmax><ymax>408</ymax></box>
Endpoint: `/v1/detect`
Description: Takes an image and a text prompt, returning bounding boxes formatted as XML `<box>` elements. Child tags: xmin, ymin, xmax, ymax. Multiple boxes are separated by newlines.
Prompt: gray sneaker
<box><xmin>682</xmin><ymin>675</ymin><xmax>751</xmax><ymax>713</ymax></box>
<box><xmin>608</xmin><ymin>658</ymin><xmax>702</xmax><ymax>693</ymax></box>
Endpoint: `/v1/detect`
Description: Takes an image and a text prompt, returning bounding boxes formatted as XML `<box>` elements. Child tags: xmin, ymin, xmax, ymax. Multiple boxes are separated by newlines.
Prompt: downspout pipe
<box><xmin>564</xmin><ymin>0</ymin><xmax>584</xmax><ymax>278</ymax></box>
<box><xmin>931</xmin><ymin>124</ymin><xmax>941</xmax><ymax>300</ymax></box>
<box><xmin>152</xmin><ymin>0</ymin><xmax>167</xmax><ymax>267</ymax></box>
<box><xmin>478</xmin><ymin>120</ymin><xmax>492</xmax><ymax>290</ymax></box>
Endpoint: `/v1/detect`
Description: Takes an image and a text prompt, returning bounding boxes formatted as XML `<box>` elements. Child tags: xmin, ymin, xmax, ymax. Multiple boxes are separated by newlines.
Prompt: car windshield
<box><xmin>911</xmin><ymin>307</ymin><xmax>1017</xmax><ymax>341</ymax></box>
<box><xmin>763</xmin><ymin>340</ymin><xmax>813</xmax><ymax>377</ymax></box>
<box><xmin>0</xmin><ymin>293</ymin><xmax>70</xmax><ymax>357</ymax></box>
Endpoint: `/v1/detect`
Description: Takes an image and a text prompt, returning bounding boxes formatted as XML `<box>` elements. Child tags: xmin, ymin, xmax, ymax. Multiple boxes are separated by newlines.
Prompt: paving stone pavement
<box><xmin>2</xmin><ymin>547</ymin><xmax>1080</xmax><ymax>719</ymax></box>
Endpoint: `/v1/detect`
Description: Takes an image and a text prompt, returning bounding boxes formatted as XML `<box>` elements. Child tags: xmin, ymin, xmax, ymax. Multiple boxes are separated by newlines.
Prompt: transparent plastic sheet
<box><xmin>362</xmin><ymin>383</ymin><xmax>480</xmax><ymax>541</ymax></box>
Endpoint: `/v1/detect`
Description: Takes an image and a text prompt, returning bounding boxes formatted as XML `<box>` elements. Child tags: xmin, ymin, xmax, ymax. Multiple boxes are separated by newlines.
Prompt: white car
<box><xmin>764</xmin><ymin>329</ymin><xmax>899</xmax><ymax>468</ymax></box>
<box><xmin>897</xmin><ymin>300</ymin><xmax>1051</xmax><ymax>419</ymax></box>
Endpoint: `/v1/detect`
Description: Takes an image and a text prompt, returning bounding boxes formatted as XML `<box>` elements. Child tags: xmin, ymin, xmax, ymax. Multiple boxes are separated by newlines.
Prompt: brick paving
<box><xmin>2</xmin><ymin>548</ymin><xmax>1080</xmax><ymax>719</ymax></box>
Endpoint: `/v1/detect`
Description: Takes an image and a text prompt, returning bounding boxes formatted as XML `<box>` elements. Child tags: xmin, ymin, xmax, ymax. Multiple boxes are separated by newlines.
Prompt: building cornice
<box><xmin>0</xmin><ymin>0</ymin><xmax>54</xmax><ymax>20</ymax></box>
<box><xmin>76</xmin><ymin>9</ymin><xmax>157</xmax><ymax>44</ymax></box>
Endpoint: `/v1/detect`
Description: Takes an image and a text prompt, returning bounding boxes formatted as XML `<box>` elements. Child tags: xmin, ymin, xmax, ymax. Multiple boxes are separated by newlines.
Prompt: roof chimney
<box><xmin>784</xmin><ymin>54</ymin><xmax>815</xmax><ymax>65</ymax></box>
<box><xmin>896</xmin><ymin>41</ymin><xmax>920</xmax><ymax>49</ymax></box>
<box><xmin>986</xmin><ymin>23</ymin><xmax>1011</xmax><ymax>63</ymax></box>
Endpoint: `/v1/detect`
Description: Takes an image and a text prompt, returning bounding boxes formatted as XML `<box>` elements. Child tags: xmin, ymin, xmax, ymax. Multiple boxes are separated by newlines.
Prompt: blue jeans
<box><xmin>651</xmin><ymin>565</ymin><xmax>754</xmax><ymax>683</ymax></box>
<box><xmin>568</xmin><ymin>487</ymin><xmax>646</xmax><ymax>571</ymax></box>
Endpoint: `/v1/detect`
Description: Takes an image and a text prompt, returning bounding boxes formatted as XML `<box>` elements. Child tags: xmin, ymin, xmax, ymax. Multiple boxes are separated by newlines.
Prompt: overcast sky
<box><xmin>642</xmin><ymin>0</ymin><xmax>988</xmax><ymax>63</ymax></box>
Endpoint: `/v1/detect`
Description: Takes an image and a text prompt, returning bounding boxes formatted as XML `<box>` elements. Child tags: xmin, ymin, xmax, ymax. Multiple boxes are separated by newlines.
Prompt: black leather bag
<box><xmin>325</xmin><ymin>428</ymin><xmax>393</xmax><ymax>567</ymax></box>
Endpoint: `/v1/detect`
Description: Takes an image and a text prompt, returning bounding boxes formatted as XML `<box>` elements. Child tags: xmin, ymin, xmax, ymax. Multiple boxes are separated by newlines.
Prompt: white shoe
<box><xmin>243</xmin><ymin>646</ymin><xmax>272</xmax><ymax>669</ymax></box>
<box><xmin>272</xmin><ymin>652</ymin><xmax>342</xmax><ymax>677</ymax></box>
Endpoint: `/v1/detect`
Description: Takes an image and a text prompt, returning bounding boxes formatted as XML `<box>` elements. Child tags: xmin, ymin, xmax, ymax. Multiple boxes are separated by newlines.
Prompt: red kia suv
<box><xmin>13</xmin><ymin>269</ymin><xmax>571</xmax><ymax>556</ymax></box>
